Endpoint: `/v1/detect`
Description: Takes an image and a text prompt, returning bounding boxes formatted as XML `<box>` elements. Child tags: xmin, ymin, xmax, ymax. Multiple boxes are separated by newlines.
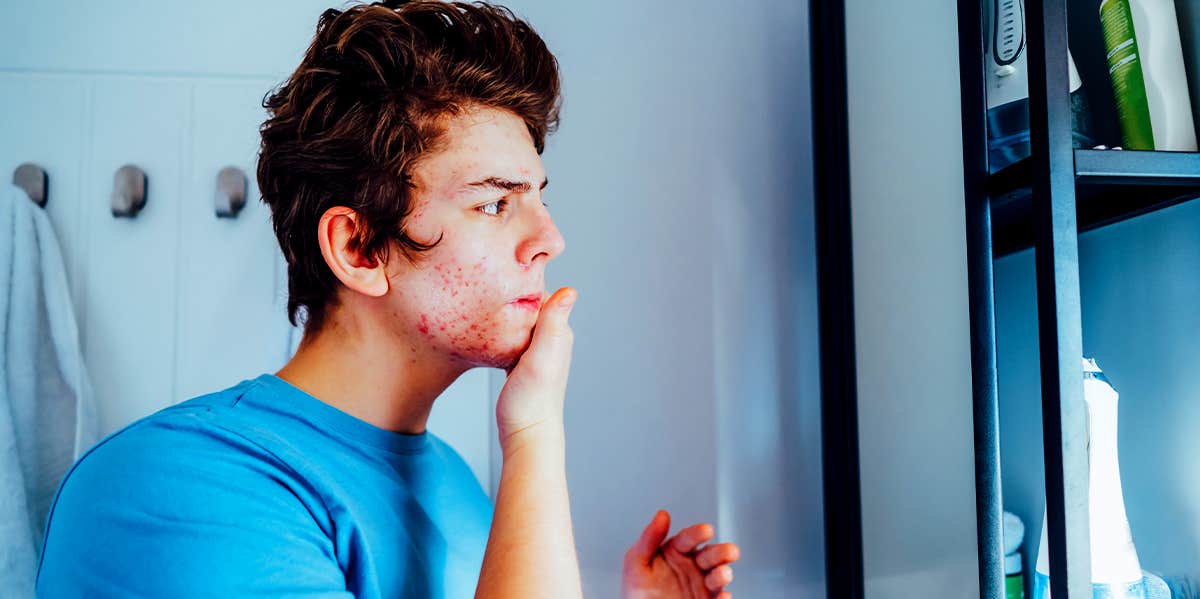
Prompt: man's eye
<box><xmin>480</xmin><ymin>199</ymin><xmax>508</xmax><ymax>216</ymax></box>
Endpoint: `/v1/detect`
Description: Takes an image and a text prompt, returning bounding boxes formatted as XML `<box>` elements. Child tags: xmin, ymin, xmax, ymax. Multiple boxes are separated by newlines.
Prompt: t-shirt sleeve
<box><xmin>35</xmin><ymin>421</ymin><xmax>354</xmax><ymax>598</ymax></box>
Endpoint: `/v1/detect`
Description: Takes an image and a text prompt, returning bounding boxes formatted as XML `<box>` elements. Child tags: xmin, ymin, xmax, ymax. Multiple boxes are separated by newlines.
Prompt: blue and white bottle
<box><xmin>1032</xmin><ymin>358</ymin><xmax>1145</xmax><ymax>598</ymax></box>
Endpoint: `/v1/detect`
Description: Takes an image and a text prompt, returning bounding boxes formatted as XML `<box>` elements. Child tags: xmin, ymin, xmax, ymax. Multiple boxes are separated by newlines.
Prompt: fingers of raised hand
<box><xmin>662</xmin><ymin>547</ymin><xmax>709</xmax><ymax>597</ymax></box>
<box><xmin>668</xmin><ymin>523</ymin><xmax>714</xmax><ymax>554</ymax></box>
<box><xmin>705</xmin><ymin>564</ymin><xmax>734</xmax><ymax>592</ymax></box>
<box><xmin>694</xmin><ymin>542</ymin><xmax>740</xmax><ymax>570</ymax></box>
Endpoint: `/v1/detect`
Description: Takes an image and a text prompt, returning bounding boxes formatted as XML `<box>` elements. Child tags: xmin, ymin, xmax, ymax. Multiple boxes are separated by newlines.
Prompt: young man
<box><xmin>36</xmin><ymin>2</ymin><xmax>739</xmax><ymax>597</ymax></box>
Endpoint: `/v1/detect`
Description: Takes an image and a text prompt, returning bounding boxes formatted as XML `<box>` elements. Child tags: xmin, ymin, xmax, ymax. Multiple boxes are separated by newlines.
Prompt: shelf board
<box><xmin>988</xmin><ymin>149</ymin><xmax>1200</xmax><ymax>257</ymax></box>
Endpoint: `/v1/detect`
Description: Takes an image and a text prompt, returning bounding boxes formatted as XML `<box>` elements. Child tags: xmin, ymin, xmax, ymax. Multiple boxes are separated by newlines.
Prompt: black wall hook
<box><xmin>13</xmin><ymin>163</ymin><xmax>48</xmax><ymax>208</ymax></box>
<box><xmin>215</xmin><ymin>166</ymin><xmax>246</xmax><ymax>218</ymax></box>
<box><xmin>111</xmin><ymin>165</ymin><xmax>147</xmax><ymax>218</ymax></box>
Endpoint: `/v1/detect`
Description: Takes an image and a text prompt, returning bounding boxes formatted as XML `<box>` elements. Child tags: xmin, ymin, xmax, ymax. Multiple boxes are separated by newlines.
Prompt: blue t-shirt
<box><xmin>36</xmin><ymin>373</ymin><xmax>494</xmax><ymax>598</ymax></box>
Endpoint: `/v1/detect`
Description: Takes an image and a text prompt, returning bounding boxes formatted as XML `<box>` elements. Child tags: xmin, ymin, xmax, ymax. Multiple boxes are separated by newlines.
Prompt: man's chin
<box><xmin>471</xmin><ymin>354</ymin><xmax>520</xmax><ymax>372</ymax></box>
<box><xmin>460</xmin><ymin>326</ymin><xmax>531</xmax><ymax>370</ymax></box>
<box><xmin>499</xmin><ymin>355</ymin><xmax>520</xmax><ymax>372</ymax></box>
<box><xmin>462</xmin><ymin>345</ymin><xmax>524</xmax><ymax>371</ymax></box>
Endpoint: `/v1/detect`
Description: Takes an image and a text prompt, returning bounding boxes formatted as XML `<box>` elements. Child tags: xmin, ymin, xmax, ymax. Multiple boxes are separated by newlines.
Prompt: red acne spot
<box><xmin>418</xmin><ymin>314</ymin><xmax>430</xmax><ymax>335</ymax></box>
<box><xmin>469</xmin><ymin>324</ymin><xmax>478</xmax><ymax>331</ymax></box>
<box><xmin>439</xmin><ymin>326</ymin><xmax>446</xmax><ymax>331</ymax></box>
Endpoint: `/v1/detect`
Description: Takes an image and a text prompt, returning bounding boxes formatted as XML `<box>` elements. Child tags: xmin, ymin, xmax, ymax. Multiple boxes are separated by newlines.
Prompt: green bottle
<box><xmin>1003</xmin><ymin>511</ymin><xmax>1026</xmax><ymax>599</ymax></box>
<box><xmin>1099</xmin><ymin>0</ymin><xmax>1155</xmax><ymax>149</ymax></box>
<box><xmin>1005</xmin><ymin>553</ymin><xmax>1025</xmax><ymax>599</ymax></box>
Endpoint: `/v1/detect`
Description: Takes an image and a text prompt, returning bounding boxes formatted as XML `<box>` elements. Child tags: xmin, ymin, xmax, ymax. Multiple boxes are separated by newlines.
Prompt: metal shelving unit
<box><xmin>958</xmin><ymin>1</ymin><xmax>1200</xmax><ymax>598</ymax></box>
<box><xmin>990</xmin><ymin>149</ymin><xmax>1200</xmax><ymax>256</ymax></box>
<box><xmin>812</xmin><ymin>0</ymin><xmax>866</xmax><ymax>598</ymax></box>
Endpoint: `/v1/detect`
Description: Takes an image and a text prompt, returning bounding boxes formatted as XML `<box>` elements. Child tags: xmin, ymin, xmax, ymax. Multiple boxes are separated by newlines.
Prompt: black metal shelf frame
<box><xmin>959</xmin><ymin>1</ymin><xmax>1200</xmax><ymax>599</ymax></box>
<box><xmin>812</xmin><ymin>0</ymin><xmax>866</xmax><ymax>597</ymax></box>
<box><xmin>990</xmin><ymin>149</ymin><xmax>1200</xmax><ymax>256</ymax></box>
<box><xmin>682</xmin><ymin>0</ymin><xmax>882</xmax><ymax>589</ymax></box>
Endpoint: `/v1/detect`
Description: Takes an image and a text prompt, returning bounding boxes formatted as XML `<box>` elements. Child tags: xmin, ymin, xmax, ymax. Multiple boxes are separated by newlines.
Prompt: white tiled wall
<box><xmin>0</xmin><ymin>67</ymin><xmax>497</xmax><ymax>494</ymax></box>
<box><xmin>2</xmin><ymin>72</ymin><xmax>281</xmax><ymax>432</ymax></box>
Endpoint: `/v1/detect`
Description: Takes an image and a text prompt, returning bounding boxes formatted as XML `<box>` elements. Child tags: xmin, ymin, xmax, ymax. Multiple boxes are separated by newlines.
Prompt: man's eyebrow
<box><xmin>463</xmin><ymin>176</ymin><xmax>549</xmax><ymax>194</ymax></box>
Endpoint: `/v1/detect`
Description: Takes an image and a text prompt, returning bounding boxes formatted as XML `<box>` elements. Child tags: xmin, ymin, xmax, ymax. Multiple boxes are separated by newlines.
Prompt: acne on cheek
<box><xmin>414</xmin><ymin>257</ymin><xmax>514</xmax><ymax>364</ymax></box>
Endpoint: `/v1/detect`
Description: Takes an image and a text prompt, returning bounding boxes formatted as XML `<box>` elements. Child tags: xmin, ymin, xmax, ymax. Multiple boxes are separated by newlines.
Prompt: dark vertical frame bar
<box><xmin>810</xmin><ymin>0</ymin><xmax>864</xmax><ymax>596</ymax></box>
<box><xmin>1025</xmin><ymin>1</ymin><xmax>1092</xmax><ymax>598</ymax></box>
<box><xmin>957</xmin><ymin>0</ymin><xmax>1004</xmax><ymax>597</ymax></box>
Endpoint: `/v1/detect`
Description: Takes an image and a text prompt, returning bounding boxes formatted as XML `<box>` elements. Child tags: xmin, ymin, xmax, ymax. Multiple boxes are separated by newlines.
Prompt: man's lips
<box><xmin>509</xmin><ymin>293</ymin><xmax>543</xmax><ymax>311</ymax></box>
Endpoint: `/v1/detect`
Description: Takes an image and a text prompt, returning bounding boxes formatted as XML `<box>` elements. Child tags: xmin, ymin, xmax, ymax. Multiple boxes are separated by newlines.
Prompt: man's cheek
<box><xmin>424</xmin><ymin>300</ymin><xmax>505</xmax><ymax>354</ymax></box>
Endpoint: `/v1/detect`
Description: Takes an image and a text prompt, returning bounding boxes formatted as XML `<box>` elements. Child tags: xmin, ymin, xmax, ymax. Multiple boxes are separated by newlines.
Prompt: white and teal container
<box><xmin>1099</xmin><ymin>0</ymin><xmax>1198</xmax><ymax>151</ymax></box>
<box><xmin>1033</xmin><ymin>358</ymin><xmax>1146</xmax><ymax>598</ymax></box>
<box><xmin>985</xmin><ymin>0</ymin><xmax>1095</xmax><ymax>172</ymax></box>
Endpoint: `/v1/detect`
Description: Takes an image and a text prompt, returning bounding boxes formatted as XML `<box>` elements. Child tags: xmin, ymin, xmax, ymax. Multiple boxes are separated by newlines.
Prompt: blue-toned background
<box><xmin>0</xmin><ymin>1</ymin><xmax>826</xmax><ymax>596</ymax></box>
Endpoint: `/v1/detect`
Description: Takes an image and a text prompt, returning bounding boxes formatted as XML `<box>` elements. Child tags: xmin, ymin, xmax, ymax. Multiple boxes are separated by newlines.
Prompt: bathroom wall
<box><xmin>995</xmin><ymin>197</ymin><xmax>1200</xmax><ymax>582</ymax></box>
<box><xmin>0</xmin><ymin>1</ymin><xmax>825</xmax><ymax>596</ymax></box>
<box><xmin>485</xmin><ymin>1</ymin><xmax>827</xmax><ymax>594</ymax></box>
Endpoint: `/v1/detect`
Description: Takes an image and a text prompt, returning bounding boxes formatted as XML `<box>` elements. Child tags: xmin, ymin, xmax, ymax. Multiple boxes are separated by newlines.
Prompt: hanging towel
<box><xmin>0</xmin><ymin>182</ymin><xmax>99</xmax><ymax>598</ymax></box>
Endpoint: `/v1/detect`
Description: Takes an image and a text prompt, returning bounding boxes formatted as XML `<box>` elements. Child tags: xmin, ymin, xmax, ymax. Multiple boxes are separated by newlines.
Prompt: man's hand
<box><xmin>494</xmin><ymin>287</ymin><xmax>576</xmax><ymax>452</ymax></box>
<box><xmin>476</xmin><ymin>287</ymin><xmax>583</xmax><ymax>598</ymax></box>
<box><xmin>620</xmin><ymin>510</ymin><xmax>741</xmax><ymax>599</ymax></box>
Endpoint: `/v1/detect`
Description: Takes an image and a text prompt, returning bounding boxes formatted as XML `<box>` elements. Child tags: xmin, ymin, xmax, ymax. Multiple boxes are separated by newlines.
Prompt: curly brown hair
<box><xmin>257</xmin><ymin>0</ymin><xmax>561</xmax><ymax>334</ymax></box>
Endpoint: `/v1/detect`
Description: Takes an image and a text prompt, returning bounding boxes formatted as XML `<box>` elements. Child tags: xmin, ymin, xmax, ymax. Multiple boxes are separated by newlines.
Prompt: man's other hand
<box><xmin>620</xmin><ymin>510</ymin><xmax>741</xmax><ymax>599</ymax></box>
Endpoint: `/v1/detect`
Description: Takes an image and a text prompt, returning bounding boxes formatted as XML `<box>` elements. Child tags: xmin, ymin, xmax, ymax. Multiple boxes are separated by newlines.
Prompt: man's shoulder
<box><xmin>35</xmin><ymin>378</ymin><xmax>351</xmax><ymax>598</ymax></box>
<box><xmin>76</xmin><ymin>379</ymin><xmax>260</xmax><ymax>458</ymax></box>
<box><xmin>55</xmin><ymin>376</ymin><xmax>297</xmax><ymax>502</ymax></box>
<box><xmin>41</xmin><ymin>378</ymin><xmax>329</xmax><ymax>552</ymax></box>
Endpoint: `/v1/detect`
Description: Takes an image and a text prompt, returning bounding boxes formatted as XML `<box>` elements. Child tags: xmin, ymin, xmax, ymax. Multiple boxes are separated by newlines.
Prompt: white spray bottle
<box><xmin>985</xmin><ymin>0</ymin><xmax>1094</xmax><ymax>172</ymax></box>
<box><xmin>1033</xmin><ymin>358</ymin><xmax>1145</xmax><ymax>598</ymax></box>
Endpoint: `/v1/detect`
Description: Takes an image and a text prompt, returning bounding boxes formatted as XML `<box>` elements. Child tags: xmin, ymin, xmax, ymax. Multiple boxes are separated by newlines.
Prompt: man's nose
<box><xmin>516</xmin><ymin>204</ymin><xmax>566</xmax><ymax>268</ymax></box>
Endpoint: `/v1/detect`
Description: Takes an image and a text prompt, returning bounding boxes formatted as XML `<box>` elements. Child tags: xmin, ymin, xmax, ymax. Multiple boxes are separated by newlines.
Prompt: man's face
<box><xmin>384</xmin><ymin>105</ymin><xmax>564</xmax><ymax>370</ymax></box>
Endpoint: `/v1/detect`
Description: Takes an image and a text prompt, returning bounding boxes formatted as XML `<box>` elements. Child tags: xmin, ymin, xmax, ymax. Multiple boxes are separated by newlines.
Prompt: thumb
<box><xmin>517</xmin><ymin>287</ymin><xmax>577</xmax><ymax>368</ymax></box>
<box><xmin>626</xmin><ymin>509</ymin><xmax>671</xmax><ymax>566</ymax></box>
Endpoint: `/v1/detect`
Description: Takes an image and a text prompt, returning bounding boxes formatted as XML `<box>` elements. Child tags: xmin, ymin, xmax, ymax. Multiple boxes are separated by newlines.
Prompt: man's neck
<box><xmin>274</xmin><ymin>308</ymin><xmax>469</xmax><ymax>435</ymax></box>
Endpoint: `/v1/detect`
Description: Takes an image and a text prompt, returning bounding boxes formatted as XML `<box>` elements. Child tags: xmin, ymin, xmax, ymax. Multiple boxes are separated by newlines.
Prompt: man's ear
<box><xmin>316</xmin><ymin>206</ymin><xmax>389</xmax><ymax>298</ymax></box>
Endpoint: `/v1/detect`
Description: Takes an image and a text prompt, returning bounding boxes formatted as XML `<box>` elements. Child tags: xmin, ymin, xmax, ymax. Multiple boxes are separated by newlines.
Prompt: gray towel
<box><xmin>0</xmin><ymin>182</ymin><xmax>99</xmax><ymax>598</ymax></box>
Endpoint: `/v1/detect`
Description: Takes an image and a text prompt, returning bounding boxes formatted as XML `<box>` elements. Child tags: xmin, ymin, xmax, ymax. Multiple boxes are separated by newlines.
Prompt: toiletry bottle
<box><xmin>1033</xmin><ymin>358</ymin><xmax>1146</xmax><ymax>598</ymax></box>
<box><xmin>1003</xmin><ymin>511</ymin><xmax>1027</xmax><ymax>599</ymax></box>
<box><xmin>1007</xmin><ymin>552</ymin><xmax>1026</xmax><ymax>599</ymax></box>
<box><xmin>1099</xmin><ymin>0</ymin><xmax>1198</xmax><ymax>151</ymax></box>
<box><xmin>986</xmin><ymin>0</ymin><xmax>1095</xmax><ymax>172</ymax></box>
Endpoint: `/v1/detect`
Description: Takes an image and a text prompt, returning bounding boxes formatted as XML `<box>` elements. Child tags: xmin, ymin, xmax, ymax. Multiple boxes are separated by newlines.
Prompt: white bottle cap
<box><xmin>1003</xmin><ymin>511</ymin><xmax>1025</xmax><ymax>555</ymax></box>
<box><xmin>1005</xmin><ymin>552</ymin><xmax>1023</xmax><ymax>576</ymax></box>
